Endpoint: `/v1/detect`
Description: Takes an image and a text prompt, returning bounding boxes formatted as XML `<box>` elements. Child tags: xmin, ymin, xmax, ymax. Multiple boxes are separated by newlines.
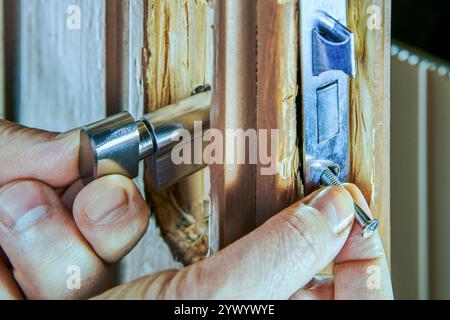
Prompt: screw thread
<box><xmin>320</xmin><ymin>167</ymin><xmax>379</xmax><ymax>239</ymax></box>
<box><xmin>320</xmin><ymin>168</ymin><xmax>344</xmax><ymax>187</ymax></box>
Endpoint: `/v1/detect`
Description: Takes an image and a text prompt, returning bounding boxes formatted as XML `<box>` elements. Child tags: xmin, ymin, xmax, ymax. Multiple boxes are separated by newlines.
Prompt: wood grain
<box><xmin>212</xmin><ymin>0</ymin><xmax>391</xmax><ymax>252</ymax></box>
<box><xmin>9</xmin><ymin>0</ymin><xmax>392</xmax><ymax>283</ymax></box>
<box><xmin>106</xmin><ymin>0</ymin><xmax>129</xmax><ymax>116</ymax></box>
<box><xmin>347</xmin><ymin>0</ymin><xmax>391</xmax><ymax>260</ymax></box>
<box><xmin>255</xmin><ymin>0</ymin><xmax>302</xmax><ymax>226</ymax></box>
<box><xmin>17</xmin><ymin>0</ymin><xmax>107</xmax><ymax>131</ymax></box>
<box><xmin>211</xmin><ymin>0</ymin><xmax>302</xmax><ymax>248</ymax></box>
<box><xmin>143</xmin><ymin>0</ymin><xmax>215</xmax><ymax>264</ymax></box>
<box><xmin>113</xmin><ymin>0</ymin><xmax>183</xmax><ymax>283</ymax></box>
<box><xmin>210</xmin><ymin>0</ymin><xmax>258</xmax><ymax>248</ymax></box>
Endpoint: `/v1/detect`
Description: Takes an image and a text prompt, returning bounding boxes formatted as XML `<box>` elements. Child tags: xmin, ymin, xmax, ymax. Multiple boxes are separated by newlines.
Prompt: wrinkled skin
<box><xmin>0</xmin><ymin>120</ymin><xmax>393</xmax><ymax>300</ymax></box>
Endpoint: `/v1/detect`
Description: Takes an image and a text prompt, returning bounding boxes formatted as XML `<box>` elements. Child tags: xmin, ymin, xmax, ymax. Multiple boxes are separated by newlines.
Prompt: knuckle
<box><xmin>323</xmin><ymin>186</ymin><xmax>354</xmax><ymax>210</ymax></box>
<box><xmin>0</xmin><ymin>121</ymin><xmax>24</xmax><ymax>144</ymax></box>
<box><xmin>277</xmin><ymin>206</ymin><xmax>326</xmax><ymax>261</ymax></box>
<box><xmin>0</xmin><ymin>121</ymin><xmax>50</xmax><ymax>144</ymax></box>
<box><xmin>169</xmin><ymin>262</ymin><xmax>218</xmax><ymax>299</ymax></box>
<box><xmin>172</xmin><ymin>265</ymin><xmax>204</xmax><ymax>299</ymax></box>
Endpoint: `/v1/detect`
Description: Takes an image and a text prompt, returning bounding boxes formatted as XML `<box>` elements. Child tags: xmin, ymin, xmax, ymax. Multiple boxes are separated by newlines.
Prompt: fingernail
<box><xmin>0</xmin><ymin>182</ymin><xmax>51</xmax><ymax>231</ymax></box>
<box><xmin>85</xmin><ymin>187</ymin><xmax>129</xmax><ymax>225</ymax></box>
<box><xmin>307</xmin><ymin>187</ymin><xmax>354</xmax><ymax>234</ymax></box>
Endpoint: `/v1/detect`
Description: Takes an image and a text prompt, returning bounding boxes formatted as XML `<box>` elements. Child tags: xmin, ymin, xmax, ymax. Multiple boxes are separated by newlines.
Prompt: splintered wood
<box><xmin>143</xmin><ymin>0</ymin><xmax>391</xmax><ymax>265</ymax></box>
<box><xmin>143</xmin><ymin>0</ymin><xmax>213</xmax><ymax>264</ymax></box>
<box><xmin>347</xmin><ymin>0</ymin><xmax>391</xmax><ymax>258</ymax></box>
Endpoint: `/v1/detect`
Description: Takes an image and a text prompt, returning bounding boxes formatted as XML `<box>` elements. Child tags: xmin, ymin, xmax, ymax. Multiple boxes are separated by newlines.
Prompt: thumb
<box><xmin>96</xmin><ymin>187</ymin><xmax>355</xmax><ymax>300</ymax></box>
<box><xmin>0</xmin><ymin>120</ymin><xmax>80</xmax><ymax>188</ymax></box>
<box><xmin>333</xmin><ymin>184</ymin><xmax>393</xmax><ymax>300</ymax></box>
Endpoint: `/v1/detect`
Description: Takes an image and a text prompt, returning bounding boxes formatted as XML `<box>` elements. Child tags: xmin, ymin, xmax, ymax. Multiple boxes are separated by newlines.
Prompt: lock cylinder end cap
<box><xmin>79</xmin><ymin>111</ymin><xmax>141</xmax><ymax>185</ymax></box>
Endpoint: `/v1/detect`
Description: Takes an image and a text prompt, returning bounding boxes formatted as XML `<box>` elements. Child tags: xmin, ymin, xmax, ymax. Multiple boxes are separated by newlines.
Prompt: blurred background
<box><xmin>391</xmin><ymin>0</ymin><xmax>450</xmax><ymax>299</ymax></box>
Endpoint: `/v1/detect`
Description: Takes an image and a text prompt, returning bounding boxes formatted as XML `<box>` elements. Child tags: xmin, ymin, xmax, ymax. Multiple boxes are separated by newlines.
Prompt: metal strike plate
<box><xmin>300</xmin><ymin>0</ymin><xmax>356</xmax><ymax>194</ymax></box>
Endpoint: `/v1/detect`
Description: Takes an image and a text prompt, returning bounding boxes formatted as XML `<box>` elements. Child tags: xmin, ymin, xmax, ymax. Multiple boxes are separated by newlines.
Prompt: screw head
<box><xmin>362</xmin><ymin>219</ymin><xmax>379</xmax><ymax>239</ymax></box>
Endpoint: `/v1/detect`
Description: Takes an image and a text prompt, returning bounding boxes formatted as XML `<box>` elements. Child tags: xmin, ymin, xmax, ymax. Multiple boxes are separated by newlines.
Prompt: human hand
<box><xmin>95</xmin><ymin>184</ymin><xmax>393</xmax><ymax>300</ymax></box>
<box><xmin>0</xmin><ymin>120</ymin><xmax>393</xmax><ymax>300</ymax></box>
<box><xmin>290</xmin><ymin>184</ymin><xmax>394</xmax><ymax>300</ymax></box>
<box><xmin>0</xmin><ymin>120</ymin><xmax>150</xmax><ymax>299</ymax></box>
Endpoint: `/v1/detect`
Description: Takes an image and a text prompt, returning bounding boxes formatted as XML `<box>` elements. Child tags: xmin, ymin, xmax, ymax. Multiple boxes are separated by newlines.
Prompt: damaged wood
<box><xmin>3</xmin><ymin>0</ymin><xmax>391</xmax><ymax>281</ymax></box>
<box><xmin>130</xmin><ymin>0</ymin><xmax>391</xmax><ymax>272</ymax></box>
<box><xmin>347</xmin><ymin>0</ymin><xmax>391</xmax><ymax>260</ymax></box>
<box><xmin>143</xmin><ymin>0</ymin><xmax>214</xmax><ymax>264</ymax></box>
<box><xmin>211</xmin><ymin>0</ymin><xmax>392</xmax><ymax>253</ymax></box>
<box><xmin>210</xmin><ymin>0</ymin><xmax>301</xmax><ymax>247</ymax></box>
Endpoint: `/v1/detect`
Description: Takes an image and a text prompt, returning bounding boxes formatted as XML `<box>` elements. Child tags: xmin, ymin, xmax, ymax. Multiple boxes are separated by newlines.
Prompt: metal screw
<box><xmin>320</xmin><ymin>167</ymin><xmax>379</xmax><ymax>239</ymax></box>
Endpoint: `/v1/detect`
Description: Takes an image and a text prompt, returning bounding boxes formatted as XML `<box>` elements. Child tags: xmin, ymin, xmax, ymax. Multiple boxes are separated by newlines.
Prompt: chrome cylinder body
<box><xmin>79</xmin><ymin>89</ymin><xmax>211</xmax><ymax>190</ymax></box>
<box><xmin>79</xmin><ymin>112</ymin><xmax>144</xmax><ymax>185</ymax></box>
<box><xmin>142</xmin><ymin>91</ymin><xmax>211</xmax><ymax>190</ymax></box>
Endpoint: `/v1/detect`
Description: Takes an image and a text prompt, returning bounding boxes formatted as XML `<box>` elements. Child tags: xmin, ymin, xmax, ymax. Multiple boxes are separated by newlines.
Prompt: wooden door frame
<box><xmin>4</xmin><ymin>0</ymin><xmax>391</xmax><ymax>282</ymax></box>
<box><xmin>211</xmin><ymin>0</ymin><xmax>392</xmax><ymax>259</ymax></box>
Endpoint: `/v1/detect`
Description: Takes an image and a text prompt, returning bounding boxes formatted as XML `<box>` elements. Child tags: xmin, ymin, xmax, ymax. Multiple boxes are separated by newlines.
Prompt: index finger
<box><xmin>96</xmin><ymin>187</ymin><xmax>355</xmax><ymax>299</ymax></box>
<box><xmin>0</xmin><ymin>120</ymin><xmax>80</xmax><ymax>188</ymax></box>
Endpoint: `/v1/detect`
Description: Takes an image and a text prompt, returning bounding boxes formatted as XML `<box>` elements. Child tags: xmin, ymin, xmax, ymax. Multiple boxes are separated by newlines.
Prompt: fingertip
<box><xmin>0</xmin><ymin>179</ymin><xmax>108</xmax><ymax>299</ymax></box>
<box><xmin>0</xmin><ymin>180</ymin><xmax>59</xmax><ymax>231</ymax></box>
<box><xmin>306</xmin><ymin>186</ymin><xmax>355</xmax><ymax>234</ymax></box>
<box><xmin>74</xmin><ymin>175</ymin><xmax>150</xmax><ymax>264</ymax></box>
<box><xmin>342</xmin><ymin>183</ymin><xmax>361</xmax><ymax>197</ymax></box>
<box><xmin>342</xmin><ymin>183</ymin><xmax>371</xmax><ymax>215</ymax></box>
<box><xmin>299</xmin><ymin>187</ymin><xmax>324</xmax><ymax>204</ymax></box>
<box><xmin>328</xmin><ymin>186</ymin><xmax>355</xmax><ymax>208</ymax></box>
<box><xmin>336</xmin><ymin>184</ymin><xmax>386</xmax><ymax>264</ymax></box>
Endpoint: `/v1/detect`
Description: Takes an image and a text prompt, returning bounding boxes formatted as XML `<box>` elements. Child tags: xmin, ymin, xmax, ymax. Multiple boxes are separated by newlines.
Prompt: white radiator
<box><xmin>391</xmin><ymin>42</ymin><xmax>450</xmax><ymax>299</ymax></box>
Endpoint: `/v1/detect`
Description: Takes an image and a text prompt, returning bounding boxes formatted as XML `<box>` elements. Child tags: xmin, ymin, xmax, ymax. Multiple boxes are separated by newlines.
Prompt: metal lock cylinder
<box><xmin>79</xmin><ymin>88</ymin><xmax>211</xmax><ymax>190</ymax></box>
